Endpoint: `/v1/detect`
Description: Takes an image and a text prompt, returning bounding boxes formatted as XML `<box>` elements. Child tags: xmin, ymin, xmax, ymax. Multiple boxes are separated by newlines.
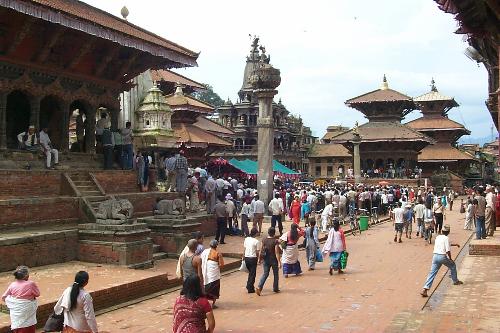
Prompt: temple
<box><xmin>406</xmin><ymin>79</ymin><xmax>476</xmax><ymax>180</ymax></box>
<box><xmin>0</xmin><ymin>0</ymin><xmax>220</xmax><ymax>276</ymax></box>
<box><xmin>331</xmin><ymin>76</ymin><xmax>434</xmax><ymax>176</ymax></box>
<box><xmin>213</xmin><ymin>38</ymin><xmax>316</xmax><ymax>173</ymax></box>
<box><xmin>0</xmin><ymin>0</ymin><xmax>198</xmax><ymax>155</ymax></box>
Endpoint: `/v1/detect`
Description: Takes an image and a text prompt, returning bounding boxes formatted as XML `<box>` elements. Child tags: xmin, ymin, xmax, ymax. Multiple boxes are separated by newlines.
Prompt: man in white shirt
<box><xmin>321</xmin><ymin>202</ymin><xmax>334</xmax><ymax>232</ymax></box>
<box><xmin>414</xmin><ymin>199</ymin><xmax>426</xmax><ymax>238</ymax></box>
<box><xmin>39</xmin><ymin>127</ymin><xmax>59</xmax><ymax>169</ymax></box>
<box><xmin>392</xmin><ymin>202</ymin><xmax>405</xmax><ymax>243</ymax></box>
<box><xmin>243</xmin><ymin>228</ymin><xmax>261</xmax><ymax>293</ymax></box>
<box><xmin>252</xmin><ymin>195</ymin><xmax>265</xmax><ymax>235</ymax></box>
<box><xmin>485</xmin><ymin>186</ymin><xmax>497</xmax><ymax>237</ymax></box>
<box><xmin>269</xmin><ymin>193</ymin><xmax>284</xmax><ymax>235</ymax></box>
<box><xmin>421</xmin><ymin>224</ymin><xmax>462</xmax><ymax>297</ymax></box>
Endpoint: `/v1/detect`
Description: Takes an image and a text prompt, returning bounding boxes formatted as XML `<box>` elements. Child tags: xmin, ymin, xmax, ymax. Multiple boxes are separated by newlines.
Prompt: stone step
<box><xmin>152</xmin><ymin>244</ymin><xmax>161</xmax><ymax>253</ymax></box>
<box><xmin>81</xmin><ymin>191</ymin><xmax>101</xmax><ymax>196</ymax></box>
<box><xmin>86</xmin><ymin>196</ymin><xmax>107</xmax><ymax>202</ymax></box>
<box><xmin>152</xmin><ymin>252</ymin><xmax>168</xmax><ymax>261</ymax></box>
<box><xmin>72</xmin><ymin>180</ymin><xmax>93</xmax><ymax>185</ymax></box>
<box><xmin>76</xmin><ymin>185</ymin><xmax>98</xmax><ymax>191</ymax></box>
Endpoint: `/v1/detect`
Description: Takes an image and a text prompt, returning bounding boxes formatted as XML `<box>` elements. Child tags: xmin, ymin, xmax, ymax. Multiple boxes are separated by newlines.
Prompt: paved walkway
<box><xmin>93</xmin><ymin>209</ymin><xmax>473</xmax><ymax>332</ymax></box>
<box><xmin>385</xmin><ymin>236</ymin><xmax>500</xmax><ymax>333</ymax></box>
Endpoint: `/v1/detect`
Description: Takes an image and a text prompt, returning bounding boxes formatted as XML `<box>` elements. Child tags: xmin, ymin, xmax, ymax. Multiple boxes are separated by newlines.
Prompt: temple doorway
<box><xmin>40</xmin><ymin>95</ymin><xmax>63</xmax><ymax>149</ymax></box>
<box><xmin>69</xmin><ymin>100</ymin><xmax>88</xmax><ymax>152</ymax></box>
<box><xmin>6</xmin><ymin>91</ymin><xmax>30</xmax><ymax>148</ymax></box>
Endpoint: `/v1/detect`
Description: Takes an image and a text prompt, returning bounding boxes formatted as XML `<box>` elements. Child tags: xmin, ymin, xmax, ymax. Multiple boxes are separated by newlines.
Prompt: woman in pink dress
<box><xmin>173</xmin><ymin>275</ymin><xmax>215</xmax><ymax>333</ymax></box>
<box><xmin>2</xmin><ymin>266</ymin><xmax>40</xmax><ymax>333</ymax></box>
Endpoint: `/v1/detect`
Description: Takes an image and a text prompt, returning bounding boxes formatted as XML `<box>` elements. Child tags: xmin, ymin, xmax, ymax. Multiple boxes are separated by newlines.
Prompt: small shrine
<box><xmin>134</xmin><ymin>84</ymin><xmax>178</xmax><ymax>149</ymax></box>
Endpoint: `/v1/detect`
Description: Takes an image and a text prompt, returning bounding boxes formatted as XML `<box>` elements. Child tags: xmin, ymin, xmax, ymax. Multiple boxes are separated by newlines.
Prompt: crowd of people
<box><xmin>4</xmin><ymin>169</ymin><xmax>500</xmax><ymax>332</ymax></box>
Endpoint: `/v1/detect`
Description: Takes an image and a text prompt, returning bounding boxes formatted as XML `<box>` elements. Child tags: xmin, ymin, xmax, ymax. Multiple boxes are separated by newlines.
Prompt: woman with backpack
<box><xmin>54</xmin><ymin>271</ymin><xmax>98</xmax><ymax>333</ymax></box>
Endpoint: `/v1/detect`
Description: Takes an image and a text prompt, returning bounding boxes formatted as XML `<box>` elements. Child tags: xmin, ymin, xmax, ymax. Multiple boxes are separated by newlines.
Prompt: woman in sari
<box><xmin>280</xmin><ymin>223</ymin><xmax>305</xmax><ymax>277</ymax></box>
<box><xmin>2</xmin><ymin>266</ymin><xmax>40</xmax><ymax>333</ymax></box>
<box><xmin>201</xmin><ymin>240</ymin><xmax>224</xmax><ymax>308</ymax></box>
<box><xmin>322</xmin><ymin>220</ymin><xmax>346</xmax><ymax>275</ymax></box>
<box><xmin>173</xmin><ymin>275</ymin><xmax>215</xmax><ymax>333</ymax></box>
<box><xmin>305</xmin><ymin>220</ymin><xmax>320</xmax><ymax>270</ymax></box>
<box><xmin>289</xmin><ymin>196</ymin><xmax>302</xmax><ymax>225</ymax></box>
<box><xmin>54</xmin><ymin>271</ymin><xmax>98</xmax><ymax>333</ymax></box>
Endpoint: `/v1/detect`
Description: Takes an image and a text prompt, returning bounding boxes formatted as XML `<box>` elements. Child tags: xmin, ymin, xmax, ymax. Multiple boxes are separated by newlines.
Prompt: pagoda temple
<box><xmin>166</xmin><ymin>86</ymin><xmax>232</xmax><ymax>162</ymax></box>
<box><xmin>214</xmin><ymin>37</ymin><xmax>316</xmax><ymax>173</ymax></box>
<box><xmin>331</xmin><ymin>76</ymin><xmax>434</xmax><ymax>175</ymax></box>
<box><xmin>406</xmin><ymin>79</ymin><xmax>476</xmax><ymax>178</ymax></box>
<box><xmin>0</xmin><ymin>0</ymin><xmax>198</xmax><ymax>155</ymax></box>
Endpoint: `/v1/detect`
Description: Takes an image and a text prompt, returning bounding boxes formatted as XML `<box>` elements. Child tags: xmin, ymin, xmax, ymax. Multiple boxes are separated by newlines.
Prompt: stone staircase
<box><xmin>66</xmin><ymin>171</ymin><xmax>107</xmax><ymax>222</ymax></box>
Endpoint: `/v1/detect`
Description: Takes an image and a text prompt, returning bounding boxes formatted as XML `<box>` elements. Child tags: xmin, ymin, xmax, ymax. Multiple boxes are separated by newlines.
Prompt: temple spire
<box><xmin>381</xmin><ymin>74</ymin><xmax>389</xmax><ymax>90</ymax></box>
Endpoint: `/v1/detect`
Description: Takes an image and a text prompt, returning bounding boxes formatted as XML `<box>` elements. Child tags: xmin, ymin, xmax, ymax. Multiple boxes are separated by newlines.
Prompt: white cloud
<box><xmin>82</xmin><ymin>0</ymin><xmax>494</xmax><ymax>139</ymax></box>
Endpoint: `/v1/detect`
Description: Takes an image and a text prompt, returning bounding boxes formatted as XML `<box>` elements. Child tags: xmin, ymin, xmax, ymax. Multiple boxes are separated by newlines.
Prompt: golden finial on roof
<box><xmin>430</xmin><ymin>78</ymin><xmax>437</xmax><ymax>92</ymax></box>
<box><xmin>381</xmin><ymin>74</ymin><xmax>389</xmax><ymax>90</ymax></box>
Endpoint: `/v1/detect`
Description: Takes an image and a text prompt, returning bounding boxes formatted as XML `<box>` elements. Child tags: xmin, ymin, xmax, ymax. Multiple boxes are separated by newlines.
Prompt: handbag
<box><xmin>315</xmin><ymin>248</ymin><xmax>323</xmax><ymax>262</ymax></box>
<box><xmin>340</xmin><ymin>251</ymin><xmax>349</xmax><ymax>269</ymax></box>
<box><xmin>239</xmin><ymin>259</ymin><xmax>249</xmax><ymax>273</ymax></box>
<box><xmin>43</xmin><ymin>311</ymin><xmax>64</xmax><ymax>332</ymax></box>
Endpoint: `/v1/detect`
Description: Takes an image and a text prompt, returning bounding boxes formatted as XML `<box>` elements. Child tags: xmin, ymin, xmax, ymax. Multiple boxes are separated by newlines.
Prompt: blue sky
<box><xmin>84</xmin><ymin>0</ymin><xmax>495</xmax><ymax>142</ymax></box>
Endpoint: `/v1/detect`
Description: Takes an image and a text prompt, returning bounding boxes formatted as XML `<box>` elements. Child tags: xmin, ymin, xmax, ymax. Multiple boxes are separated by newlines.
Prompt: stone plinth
<box><xmin>469</xmin><ymin>236</ymin><xmax>500</xmax><ymax>256</ymax></box>
<box><xmin>139</xmin><ymin>214</ymin><xmax>215</xmax><ymax>256</ymax></box>
<box><xmin>78</xmin><ymin>223</ymin><xmax>153</xmax><ymax>268</ymax></box>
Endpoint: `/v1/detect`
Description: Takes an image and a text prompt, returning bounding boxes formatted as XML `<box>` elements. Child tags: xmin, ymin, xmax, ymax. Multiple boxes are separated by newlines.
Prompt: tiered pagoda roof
<box><xmin>345</xmin><ymin>75</ymin><xmax>416</xmax><ymax>122</ymax></box>
<box><xmin>333</xmin><ymin>76</ymin><xmax>433</xmax><ymax>149</ymax></box>
<box><xmin>408</xmin><ymin>79</ymin><xmax>474</xmax><ymax>164</ymax></box>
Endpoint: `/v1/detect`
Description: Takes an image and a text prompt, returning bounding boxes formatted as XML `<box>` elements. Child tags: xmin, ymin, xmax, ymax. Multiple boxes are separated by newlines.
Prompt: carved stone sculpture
<box><xmin>95</xmin><ymin>198</ymin><xmax>134</xmax><ymax>224</ymax></box>
<box><xmin>154</xmin><ymin>198</ymin><xmax>185</xmax><ymax>216</ymax></box>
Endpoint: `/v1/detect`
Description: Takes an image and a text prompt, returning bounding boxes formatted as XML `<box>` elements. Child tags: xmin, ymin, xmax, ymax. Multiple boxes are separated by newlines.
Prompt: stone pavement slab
<box><xmin>93</xmin><ymin>208</ymin><xmax>473</xmax><ymax>332</ymax></box>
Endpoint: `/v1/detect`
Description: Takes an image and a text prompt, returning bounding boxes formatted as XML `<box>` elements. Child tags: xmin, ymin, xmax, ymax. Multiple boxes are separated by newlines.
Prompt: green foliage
<box><xmin>191</xmin><ymin>84</ymin><xmax>225</xmax><ymax>108</ymax></box>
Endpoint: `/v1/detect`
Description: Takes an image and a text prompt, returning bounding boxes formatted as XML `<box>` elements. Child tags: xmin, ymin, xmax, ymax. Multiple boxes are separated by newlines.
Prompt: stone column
<box><xmin>85</xmin><ymin>106</ymin><xmax>97</xmax><ymax>154</ymax></box>
<box><xmin>352</xmin><ymin>133</ymin><xmax>362</xmax><ymax>184</ymax></box>
<box><xmin>255</xmin><ymin>89</ymin><xmax>277</xmax><ymax>206</ymax></box>
<box><xmin>60</xmin><ymin>100</ymin><xmax>70</xmax><ymax>153</ymax></box>
<box><xmin>0</xmin><ymin>91</ymin><xmax>7</xmax><ymax>150</ymax></box>
<box><xmin>30</xmin><ymin>95</ymin><xmax>42</xmax><ymax>130</ymax></box>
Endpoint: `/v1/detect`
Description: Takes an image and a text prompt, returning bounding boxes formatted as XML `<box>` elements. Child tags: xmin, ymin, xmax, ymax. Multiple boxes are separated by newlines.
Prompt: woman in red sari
<box><xmin>173</xmin><ymin>275</ymin><xmax>215</xmax><ymax>333</ymax></box>
<box><xmin>290</xmin><ymin>195</ymin><xmax>302</xmax><ymax>225</ymax></box>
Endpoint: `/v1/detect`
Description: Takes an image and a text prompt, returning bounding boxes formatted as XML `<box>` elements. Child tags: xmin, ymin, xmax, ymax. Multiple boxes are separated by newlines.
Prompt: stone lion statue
<box><xmin>95</xmin><ymin>198</ymin><xmax>134</xmax><ymax>224</ymax></box>
<box><xmin>154</xmin><ymin>198</ymin><xmax>185</xmax><ymax>216</ymax></box>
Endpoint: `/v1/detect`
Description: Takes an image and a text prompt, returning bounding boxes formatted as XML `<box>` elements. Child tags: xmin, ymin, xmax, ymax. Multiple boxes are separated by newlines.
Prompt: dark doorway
<box><xmin>40</xmin><ymin>96</ymin><xmax>62</xmax><ymax>149</ymax></box>
<box><xmin>6</xmin><ymin>91</ymin><xmax>31</xmax><ymax>148</ymax></box>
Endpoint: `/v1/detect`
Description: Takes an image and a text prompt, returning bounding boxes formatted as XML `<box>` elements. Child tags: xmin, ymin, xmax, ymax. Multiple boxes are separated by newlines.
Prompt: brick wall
<box><xmin>0</xmin><ymin>170</ymin><xmax>62</xmax><ymax>199</ymax></box>
<box><xmin>469</xmin><ymin>243</ymin><xmax>500</xmax><ymax>256</ymax></box>
<box><xmin>0</xmin><ymin>197</ymin><xmax>79</xmax><ymax>230</ymax></box>
<box><xmin>0</xmin><ymin>230</ymin><xmax>78</xmax><ymax>271</ymax></box>
<box><xmin>92</xmin><ymin>169</ymin><xmax>158</xmax><ymax>194</ymax></box>
<box><xmin>78</xmin><ymin>240</ymin><xmax>152</xmax><ymax>266</ymax></box>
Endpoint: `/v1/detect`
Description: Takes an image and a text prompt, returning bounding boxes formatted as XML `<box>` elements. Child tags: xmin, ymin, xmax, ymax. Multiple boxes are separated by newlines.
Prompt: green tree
<box><xmin>191</xmin><ymin>83</ymin><xmax>225</xmax><ymax>108</ymax></box>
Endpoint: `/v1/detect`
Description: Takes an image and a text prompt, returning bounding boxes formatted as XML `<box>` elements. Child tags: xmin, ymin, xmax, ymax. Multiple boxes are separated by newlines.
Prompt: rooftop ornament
<box><xmin>120</xmin><ymin>6</ymin><xmax>129</xmax><ymax>20</ymax></box>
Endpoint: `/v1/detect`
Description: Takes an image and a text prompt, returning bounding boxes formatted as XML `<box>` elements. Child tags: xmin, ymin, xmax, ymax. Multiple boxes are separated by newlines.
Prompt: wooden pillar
<box><xmin>0</xmin><ymin>91</ymin><xmax>7</xmax><ymax>150</ymax></box>
<box><xmin>85</xmin><ymin>106</ymin><xmax>96</xmax><ymax>154</ymax></box>
<box><xmin>60</xmin><ymin>100</ymin><xmax>70</xmax><ymax>153</ymax></box>
<box><xmin>29</xmin><ymin>95</ymin><xmax>42</xmax><ymax>130</ymax></box>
